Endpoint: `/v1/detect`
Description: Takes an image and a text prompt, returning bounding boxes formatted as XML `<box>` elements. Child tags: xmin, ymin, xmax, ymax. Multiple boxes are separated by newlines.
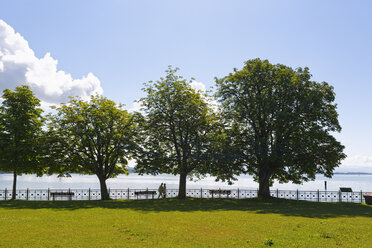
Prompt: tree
<box><xmin>215</xmin><ymin>59</ymin><xmax>346</xmax><ymax>198</ymax></box>
<box><xmin>0</xmin><ymin>85</ymin><xmax>44</xmax><ymax>200</ymax></box>
<box><xmin>135</xmin><ymin>67</ymin><xmax>218</xmax><ymax>198</ymax></box>
<box><xmin>47</xmin><ymin>95</ymin><xmax>137</xmax><ymax>200</ymax></box>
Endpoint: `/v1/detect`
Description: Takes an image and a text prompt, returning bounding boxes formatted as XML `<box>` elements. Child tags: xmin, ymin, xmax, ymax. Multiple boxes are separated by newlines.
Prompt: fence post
<box><xmin>276</xmin><ymin>188</ymin><xmax>279</xmax><ymax>198</ymax></box>
<box><xmin>361</xmin><ymin>190</ymin><xmax>363</xmax><ymax>204</ymax></box>
<box><xmin>26</xmin><ymin>188</ymin><xmax>29</xmax><ymax>201</ymax></box>
<box><xmin>108</xmin><ymin>188</ymin><xmax>111</xmax><ymax>199</ymax></box>
<box><xmin>47</xmin><ymin>188</ymin><xmax>50</xmax><ymax>201</ymax></box>
<box><xmin>317</xmin><ymin>189</ymin><xmax>319</xmax><ymax>202</ymax></box>
<box><xmin>296</xmin><ymin>189</ymin><xmax>299</xmax><ymax>200</ymax></box>
<box><xmin>238</xmin><ymin>188</ymin><xmax>240</xmax><ymax>199</ymax></box>
<box><xmin>339</xmin><ymin>190</ymin><xmax>341</xmax><ymax>203</ymax></box>
<box><xmin>4</xmin><ymin>188</ymin><xmax>7</xmax><ymax>200</ymax></box>
<box><xmin>200</xmin><ymin>188</ymin><xmax>202</xmax><ymax>199</ymax></box>
<box><xmin>88</xmin><ymin>188</ymin><xmax>91</xmax><ymax>200</ymax></box>
<box><xmin>127</xmin><ymin>188</ymin><xmax>130</xmax><ymax>200</ymax></box>
<box><xmin>68</xmin><ymin>188</ymin><xmax>71</xmax><ymax>201</ymax></box>
<box><xmin>146</xmin><ymin>188</ymin><xmax>148</xmax><ymax>200</ymax></box>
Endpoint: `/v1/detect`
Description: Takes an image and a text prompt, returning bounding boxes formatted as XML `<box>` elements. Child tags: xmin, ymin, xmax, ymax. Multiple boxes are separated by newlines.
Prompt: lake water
<box><xmin>0</xmin><ymin>173</ymin><xmax>371</xmax><ymax>191</ymax></box>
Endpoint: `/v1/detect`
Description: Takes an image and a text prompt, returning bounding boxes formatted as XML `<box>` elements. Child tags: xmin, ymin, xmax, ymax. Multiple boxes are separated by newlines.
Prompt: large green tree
<box><xmin>47</xmin><ymin>95</ymin><xmax>137</xmax><ymax>200</ymax></box>
<box><xmin>135</xmin><ymin>67</ymin><xmax>218</xmax><ymax>198</ymax></box>
<box><xmin>0</xmin><ymin>85</ymin><xmax>44</xmax><ymax>200</ymax></box>
<box><xmin>215</xmin><ymin>59</ymin><xmax>346</xmax><ymax>198</ymax></box>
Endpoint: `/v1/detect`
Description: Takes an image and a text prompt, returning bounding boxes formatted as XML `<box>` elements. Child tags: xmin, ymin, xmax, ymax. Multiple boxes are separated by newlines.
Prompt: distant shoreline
<box><xmin>1</xmin><ymin>170</ymin><xmax>372</xmax><ymax>175</ymax></box>
<box><xmin>333</xmin><ymin>172</ymin><xmax>372</xmax><ymax>175</ymax></box>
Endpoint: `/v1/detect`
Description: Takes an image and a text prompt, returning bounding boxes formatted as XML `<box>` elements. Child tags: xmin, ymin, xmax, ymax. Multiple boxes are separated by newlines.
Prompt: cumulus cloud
<box><xmin>189</xmin><ymin>81</ymin><xmax>206</xmax><ymax>92</ymax></box>
<box><xmin>189</xmin><ymin>80</ymin><xmax>219</xmax><ymax>111</ymax></box>
<box><xmin>0</xmin><ymin>20</ymin><xmax>103</xmax><ymax>106</ymax></box>
<box><xmin>128</xmin><ymin>100</ymin><xmax>142</xmax><ymax>112</ymax></box>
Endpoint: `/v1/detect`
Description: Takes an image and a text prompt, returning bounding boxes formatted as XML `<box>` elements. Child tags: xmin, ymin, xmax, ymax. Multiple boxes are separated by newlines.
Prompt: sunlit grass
<box><xmin>0</xmin><ymin>198</ymin><xmax>371</xmax><ymax>247</ymax></box>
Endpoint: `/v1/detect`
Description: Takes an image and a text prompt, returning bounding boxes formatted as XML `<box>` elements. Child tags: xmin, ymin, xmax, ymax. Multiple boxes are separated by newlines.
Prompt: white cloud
<box><xmin>336</xmin><ymin>154</ymin><xmax>372</xmax><ymax>173</ymax></box>
<box><xmin>189</xmin><ymin>81</ymin><xmax>206</xmax><ymax>92</ymax></box>
<box><xmin>0</xmin><ymin>20</ymin><xmax>103</xmax><ymax>105</ymax></box>
<box><xmin>129</xmin><ymin>100</ymin><xmax>142</xmax><ymax>112</ymax></box>
<box><xmin>189</xmin><ymin>80</ymin><xmax>220</xmax><ymax>111</ymax></box>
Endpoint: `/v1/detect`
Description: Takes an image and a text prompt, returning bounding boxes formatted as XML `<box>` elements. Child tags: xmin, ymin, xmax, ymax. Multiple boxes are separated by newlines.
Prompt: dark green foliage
<box><xmin>135</xmin><ymin>67</ymin><xmax>219</xmax><ymax>198</ymax></box>
<box><xmin>264</xmin><ymin>238</ymin><xmax>274</xmax><ymax>246</ymax></box>
<box><xmin>47</xmin><ymin>95</ymin><xmax>138</xmax><ymax>200</ymax></box>
<box><xmin>215</xmin><ymin>59</ymin><xmax>346</xmax><ymax>197</ymax></box>
<box><xmin>0</xmin><ymin>85</ymin><xmax>44</xmax><ymax>199</ymax></box>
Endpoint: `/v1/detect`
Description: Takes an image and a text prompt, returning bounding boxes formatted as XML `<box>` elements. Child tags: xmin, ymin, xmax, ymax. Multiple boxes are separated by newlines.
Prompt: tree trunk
<box><xmin>98</xmin><ymin>176</ymin><xmax>110</xmax><ymax>200</ymax></box>
<box><xmin>258</xmin><ymin>169</ymin><xmax>271</xmax><ymax>198</ymax></box>
<box><xmin>178</xmin><ymin>172</ymin><xmax>187</xmax><ymax>199</ymax></box>
<box><xmin>11</xmin><ymin>171</ymin><xmax>17</xmax><ymax>200</ymax></box>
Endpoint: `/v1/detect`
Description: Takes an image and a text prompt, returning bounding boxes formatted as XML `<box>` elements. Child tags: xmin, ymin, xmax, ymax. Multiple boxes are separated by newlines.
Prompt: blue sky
<box><xmin>1</xmin><ymin>0</ymin><xmax>372</xmax><ymax>171</ymax></box>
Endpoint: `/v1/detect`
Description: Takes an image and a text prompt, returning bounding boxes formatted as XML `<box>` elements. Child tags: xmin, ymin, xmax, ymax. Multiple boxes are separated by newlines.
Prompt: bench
<box><xmin>209</xmin><ymin>189</ymin><xmax>231</xmax><ymax>198</ymax></box>
<box><xmin>134</xmin><ymin>190</ymin><xmax>156</xmax><ymax>199</ymax></box>
<box><xmin>50</xmin><ymin>192</ymin><xmax>75</xmax><ymax>201</ymax></box>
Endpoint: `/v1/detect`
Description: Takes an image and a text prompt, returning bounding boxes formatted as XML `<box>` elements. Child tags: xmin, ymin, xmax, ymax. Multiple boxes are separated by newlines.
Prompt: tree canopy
<box><xmin>0</xmin><ymin>85</ymin><xmax>44</xmax><ymax>199</ymax></box>
<box><xmin>215</xmin><ymin>59</ymin><xmax>346</xmax><ymax>197</ymax></box>
<box><xmin>47</xmin><ymin>95</ymin><xmax>138</xmax><ymax>200</ymax></box>
<box><xmin>0</xmin><ymin>60</ymin><xmax>347</xmax><ymax>201</ymax></box>
<box><xmin>135</xmin><ymin>67</ymin><xmax>218</xmax><ymax>198</ymax></box>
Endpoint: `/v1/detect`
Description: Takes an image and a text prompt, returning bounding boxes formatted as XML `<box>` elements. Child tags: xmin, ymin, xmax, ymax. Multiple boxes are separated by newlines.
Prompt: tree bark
<box><xmin>178</xmin><ymin>172</ymin><xmax>187</xmax><ymax>199</ymax></box>
<box><xmin>258</xmin><ymin>169</ymin><xmax>271</xmax><ymax>198</ymax></box>
<box><xmin>98</xmin><ymin>176</ymin><xmax>110</xmax><ymax>200</ymax></box>
<box><xmin>11</xmin><ymin>171</ymin><xmax>17</xmax><ymax>200</ymax></box>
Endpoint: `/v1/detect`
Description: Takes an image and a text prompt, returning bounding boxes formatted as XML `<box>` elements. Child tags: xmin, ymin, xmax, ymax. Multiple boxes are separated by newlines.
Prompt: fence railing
<box><xmin>0</xmin><ymin>188</ymin><xmax>370</xmax><ymax>203</ymax></box>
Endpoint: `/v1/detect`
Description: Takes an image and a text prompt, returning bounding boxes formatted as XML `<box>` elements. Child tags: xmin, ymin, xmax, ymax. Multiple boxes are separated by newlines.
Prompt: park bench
<box><xmin>50</xmin><ymin>191</ymin><xmax>74</xmax><ymax>201</ymax></box>
<box><xmin>134</xmin><ymin>190</ymin><xmax>156</xmax><ymax>199</ymax></box>
<box><xmin>209</xmin><ymin>189</ymin><xmax>231</xmax><ymax>198</ymax></box>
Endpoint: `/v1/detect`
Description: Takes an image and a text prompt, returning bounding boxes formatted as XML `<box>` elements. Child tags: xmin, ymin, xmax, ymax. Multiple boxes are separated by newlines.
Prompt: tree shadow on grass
<box><xmin>0</xmin><ymin>198</ymin><xmax>371</xmax><ymax>219</ymax></box>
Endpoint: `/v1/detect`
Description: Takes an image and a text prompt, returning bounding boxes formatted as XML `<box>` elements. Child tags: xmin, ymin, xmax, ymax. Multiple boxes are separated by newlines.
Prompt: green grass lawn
<box><xmin>0</xmin><ymin>198</ymin><xmax>371</xmax><ymax>248</ymax></box>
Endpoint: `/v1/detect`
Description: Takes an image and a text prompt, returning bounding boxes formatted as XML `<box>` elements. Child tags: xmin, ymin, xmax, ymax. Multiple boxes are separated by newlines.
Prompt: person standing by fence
<box><xmin>158</xmin><ymin>183</ymin><xmax>164</xmax><ymax>199</ymax></box>
<box><xmin>163</xmin><ymin>183</ymin><xmax>167</xmax><ymax>198</ymax></box>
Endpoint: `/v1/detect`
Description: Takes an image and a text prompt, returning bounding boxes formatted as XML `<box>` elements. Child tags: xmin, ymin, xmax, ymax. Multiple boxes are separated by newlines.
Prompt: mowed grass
<box><xmin>0</xmin><ymin>198</ymin><xmax>371</xmax><ymax>248</ymax></box>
